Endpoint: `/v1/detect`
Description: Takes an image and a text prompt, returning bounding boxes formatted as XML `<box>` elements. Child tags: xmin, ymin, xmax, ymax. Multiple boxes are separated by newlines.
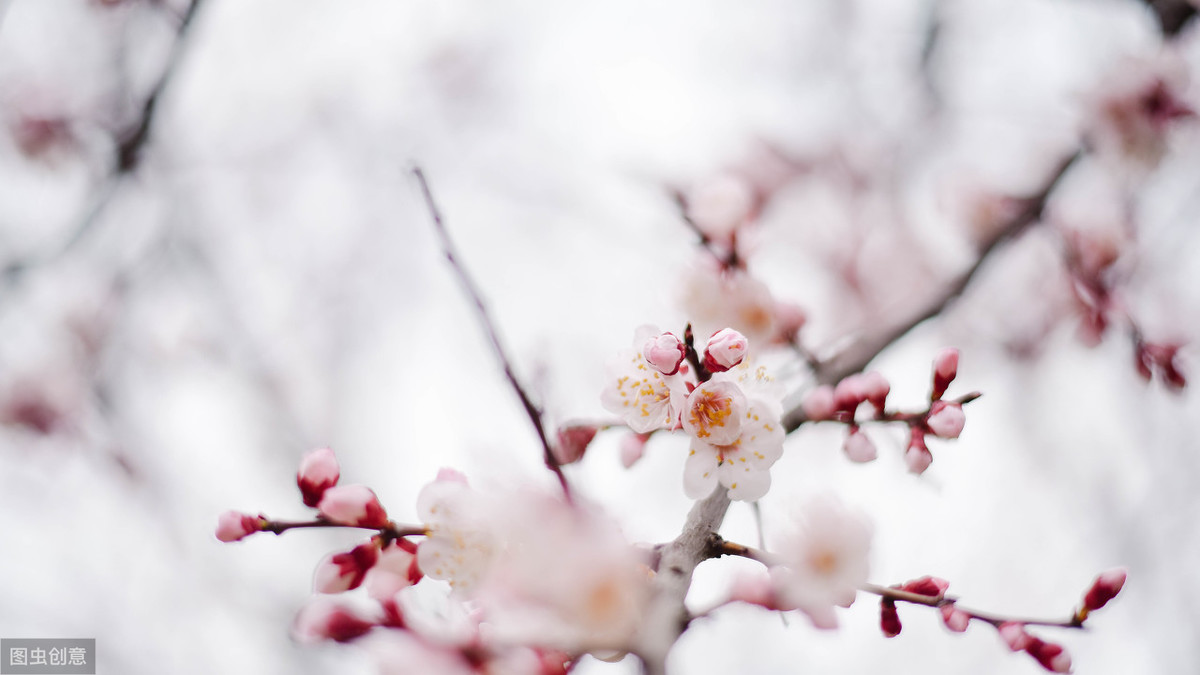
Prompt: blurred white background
<box><xmin>0</xmin><ymin>0</ymin><xmax>1198</xmax><ymax>673</ymax></box>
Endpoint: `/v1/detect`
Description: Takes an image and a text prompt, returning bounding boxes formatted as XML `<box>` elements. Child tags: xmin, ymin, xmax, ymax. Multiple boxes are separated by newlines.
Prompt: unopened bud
<box><xmin>833</xmin><ymin>374</ymin><xmax>867</xmax><ymax>415</ymax></box>
<box><xmin>861</xmin><ymin>371</ymin><xmax>890</xmax><ymax>413</ymax></box>
<box><xmin>926</xmin><ymin>401</ymin><xmax>966</xmax><ymax>439</ymax></box>
<box><xmin>703</xmin><ymin>328</ymin><xmax>748</xmax><ymax>372</ymax></box>
<box><xmin>901</xmin><ymin>576</ymin><xmax>950</xmax><ymax>597</ymax></box>
<box><xmin>880</xmin><ymin>599</ymin><xmax>902</xmax><ymax>637</ymax></box>
<box><xmin>215</xmin><ymin>510</ymin><xmax>265</xmax><ymax>542</ymax></box>
<box><xmin>932</xmin><ymin>348</ymin><xmax>959</xmax><ymax>400</ymax></box>
<box><xmin>842</xmin><ymin>427</ymin><xmax>877</xmax><ymax>463</ymax></box>
<box><xmin>940</xmin><ymin>603</ymin><xmax>970</xmax><ymax>632</ymax></box>
<box><xmin>1026</xmin><ymin>637</ymin><xmax>1072</xmax><ymax>673</ymax></box>
<box><xmin>1082</xmin><ymin>568</ymin><xmax>1127</xmax><ymax>613</ymax></box>
<box><xmin>553</xmin><ymin>424</ymin><xmax>599</xmax><ymax>465</ymax></box>
<box><xmin>905</xmin><ymin>429</ymin><xmax>933</xmax><ymax>475</ymax></box>
<box><xmin>318</xmin><ymin>485</ymin><xmax>389</xmax><ymax>528</ymax></box>
<box><xmin>620</xmin><ymin>432</ymin><xmax>651</xmax><ymax>468</ymax></box>
<box><xmin>801</xmin><ymin>385</ymin><xmax>837</xmax><ymax>421</ymax></box>
<box><xmin>293</xmin><ymin>598</ymin><xmax>376</xmax><ymax>643</ymax></box>
<box><xmin>298</xmin><ymin>447</ymin><xmax>340</xmax><ymax>507</ymax></box>
<box><xmin>643</xmin><ymin>332</ymin><xmax>687</xmax><ymax>376</ymax></box>
<box><xmin>998</xmin><ymin>622</ymin><xmax>1032</xmax><ymax>651</ymax></box>
<box><xmin>314</xmin><ymin>540</ymin><xmax>381</xmax><ymax>594</ymax></box>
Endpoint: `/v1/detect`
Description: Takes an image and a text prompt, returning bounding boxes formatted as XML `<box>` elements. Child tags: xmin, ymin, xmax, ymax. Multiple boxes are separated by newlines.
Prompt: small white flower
<box><xmin>415</xmin><ymin>470</ymin><xmax>497</xmax><ymax>595</ymax></box>
<box><xmin>770</xmin><ymin>496</ymin><xmax>873</xmax><ymax>629</ymax></box>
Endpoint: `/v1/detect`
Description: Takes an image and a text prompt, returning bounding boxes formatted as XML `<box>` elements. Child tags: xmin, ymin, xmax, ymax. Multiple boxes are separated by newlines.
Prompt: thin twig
<box><xmin>712</xmin><ymin>539</ymin><xmax>1085</xmax><ymax>630</ymax></box>
<box><xmin>411</xmin><ymin>167</ymin><xmax>572</xmax><ymax>498</ymax></box>
<box><xmin>261</xmin><ymin>518</ymin><xmax>428</xmax><ymax>541</ymax></box>
<box><xmin>782</xmin><ymin>150</ymin><xmax>1082</xmax><ymax>433</ymax></box>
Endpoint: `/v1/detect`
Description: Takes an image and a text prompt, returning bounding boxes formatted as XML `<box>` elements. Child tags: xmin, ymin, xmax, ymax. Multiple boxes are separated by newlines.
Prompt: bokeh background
<box><xmin>0</xmin><ymin>0</ymin><xmax>1198</xmax><ymax>673</ymax></box>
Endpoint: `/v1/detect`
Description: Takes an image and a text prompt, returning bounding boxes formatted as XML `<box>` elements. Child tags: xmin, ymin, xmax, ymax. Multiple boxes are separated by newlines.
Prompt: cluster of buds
<box><xmin>877</xmin><ymin>568</ymin><xmax>1127</xmax><ymax>673</ymax></box>
<box><xmin>800</xmin><ymin>348</ymin><xmax>969</xmax><ymax>473</ymax></box>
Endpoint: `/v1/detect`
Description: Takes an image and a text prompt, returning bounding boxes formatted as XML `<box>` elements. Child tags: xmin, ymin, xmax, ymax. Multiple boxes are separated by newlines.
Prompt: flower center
<box><xmin>688</xmin><ymin>390</ymin><xmax>734</xmax><ymax>439</ymax></box>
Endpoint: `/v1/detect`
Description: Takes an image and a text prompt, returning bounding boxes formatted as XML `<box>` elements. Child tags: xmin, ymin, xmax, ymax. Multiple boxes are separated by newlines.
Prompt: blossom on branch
<box><xmin>601</xmin><ymin>326</ymin><xmax>688</xmax><ymax>433</ymax></box>
<box><xmin>769</xmin><ymin>496</ymin><xmax>873</xmax><ymax>628</ymax></box>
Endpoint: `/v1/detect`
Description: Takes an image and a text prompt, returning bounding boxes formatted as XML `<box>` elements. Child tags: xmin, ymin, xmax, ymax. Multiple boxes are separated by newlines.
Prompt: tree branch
<box><xmin>782</xmin><ymin>150</ymin><xmax>1082</xmax><ymax>433</ymax></box>
<box><xmin>412</xmin><ymin>167</ymin><xmax>572</xmax><ymax>499</ymax></box>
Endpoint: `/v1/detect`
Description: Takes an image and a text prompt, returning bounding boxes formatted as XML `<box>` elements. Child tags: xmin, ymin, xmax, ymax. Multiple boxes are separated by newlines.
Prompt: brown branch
<box><xmin>412</xmin><ymin>167</ymin><xmax>572</xmax><ymax>499</ymax></box>
<box><xmin>782</xmin><ymin>150</ymin><xmax>1082</xmax><ymax>433</ymax></box>
<box><xmin>262</xmin><ymin>517</ymin><xmax>428</xmax><ymax>542</ymax></box>
<box><xmin>712</xmin><ymin>539</ymin><xmax>1084</xmax><ymax>630</ymax></box>
<box><xmin>1143</xmin><ymin>0</ymin><xmax>1196</xmax><ymax>36</ymax></box>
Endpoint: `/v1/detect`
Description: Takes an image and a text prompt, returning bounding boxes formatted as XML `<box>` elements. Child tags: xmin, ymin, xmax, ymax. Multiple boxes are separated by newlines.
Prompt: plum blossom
<box><xmin>682</xmin><ymin>363</ymin><xmax>785</xmax><ymax>501</ymax></box>
<box><xmin>364</xmin><ymin>539</ymin><xmax>423</xmax><ymax>603</ymax></box>
<box><xmin>293</xmin><ymin>597</ymin><xmax>377</xmax><ymax>643</ymax></box>
<box><xmin>1087</xmin><ymin>52</ymin><xmax>1193</xmax><ymax>168</ymax></box>
<box><xmin>842</xmin><ymin>427</ymin><xmax>877</xmax><ymax>463</ymax></box>
<box><xmin>215</xmin><ymin>511</ymin><xmax>265</xmax><ymax>542</ymax></box>
<box><xmin>680</xmin><ymin>263</ymin><xmax>783</xmax><ymax>345</ymax></box>
<box><xmin>314</xmin><ymin>540</ymin><xmax>381</xmax><ymax>594</ymax></box>
<box><xmin>770</xmin><ymin>496</ymin><xmax>873</xmax><ymax>628</ymax></box>
<box><xmin>702</xmin><ymin>328</ymin><xmax>748</xmax><ymax>372</ymax></box>
<box><xmin>601</xmin><ymin>327</ymin><xmax>687</xmax><ymax>433</ymax></box>
<box><xmin>1082</xmin><ymin>567</ymin><xmax>1127</xmax><ymax>613</ymax></box>
<box><xmin>416</xmin><ymin>470</ymin><xmax>497</xmax><ymax>594</ymax></box>
<box><xmin>642</xmin><ymin>332</ymin><xmax>686</xmax><ymax>376</ymax></box>
<box><xmin>319</xmin><ymin>484</ymin><xmax>389</xmax><ymax>528</ymax></box>
<box><xmin>926</xmin><ymin>401</ymin><xmax>966</xmax><ymax>439</ymax></box>
<box><xmin>298</xmin><ymin>447</ymin><xmax>340</xmax><ymax>507</ymax></box>
<box><xmin>473</xmin><ymin>491</ymin><xmax>653</xmax><ymax>653</ymax></box>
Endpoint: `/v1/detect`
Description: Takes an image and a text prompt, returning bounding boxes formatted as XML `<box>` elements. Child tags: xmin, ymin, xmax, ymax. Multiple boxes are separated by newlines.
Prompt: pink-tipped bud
<box><xmin>553</xmin><ymin>424</ymin><xmax>599</xmax><ymax>465</ymax></box>
<box><xmin>774</xmin><ymin>302</ymin><xmax>807</xmax><ymax>343</ymax></box>
<box><xmin>620</xmin><ymin>431</ymin><xmax>651</xmax><ymax>468</ymax></box>
<box><xmin>293</xmin><ymin>598</ymin><xmax>376</xmax><ymax>643</ymax></box>
<box><xmin>314</xmin><ymin>540</ymin><xmax>381</xmax><ymax>594</ymax></box>
<box><xmin>728</xmin><ymin>571</ymin><xmax>790</xmax><ymax>611</ymax></box>
<box><xmin>215</xmin><ymin>511</ymin><xmax>265</xmax><ymax>542</ymax></box>
<box><xmin>932</xmin><ymin>348</ymin><xmax>959</xmax><ymax>400</ymax></box>
<box><xmin>703</xmin><ymin>328</ymin><xmax>748</xmax><ymax>373</ymax></box>
<box><xmin>801</xmin><ymin>385</ymin><xmax>837</xmax><ymax>421</ymax></box>
<box><xmin>905</xmin><ymin>429</ymin><xmax>933</xmax><ymax>475</ymax></box>
<box><xmin>318</xmin><ymin>485</ymin><xmax>389</xmax><ymax>528</ymax></box>
<box><xmin>833</xmin><ymin>374</ymin><xmax>867</xmax><ymax>414</ymax></box>
<box><xmin>298</xmin><ymin>447</ymin><xmax>341</xmax><ymax>507</ymax></box>
<box><xmin>880</xmin><ymin>599</ymin><xmax>902</xmax><ymax>638</ymax></box>
<box><xmin>364</xmin><ymin>539</ymin><xmax>423</xmax><ymax>602</ymax></box>
<box><xmin>842</xmin><ymin>427</ymin><xmax>878</xmax><ymax>463</ymax></box>
<box><xmin>998</xmin><ymin>622</ymin><xmax>1032</xmax><ymax>651</ymax></box>
<box><xmin>926</xmin><ymin>401</ymin><xmax>966</xmax><ymax>439</ymax></box>
<box><xmin>901</xmin><ymin>576</ymin><xmax>951</xmax><ymax>597</ymax></box>
<box><xmin>1082</xmin><ymin>568</ymin><xmax>1127</xmax><ymax>612</ymax></box>
<box><xmin>861</xmin><ymin>371</ymin><xmax>890</xmax><ymax>413</ymax></box>
<box><xmin>940</xmin><ymin>603</ymin><xmax>971</xmax><ymax>632</ymax></box>
<box><xmin>643</xmin><ymin>332</ymin><xmax>687</xmax><ymax>376</ymax></box>
<box><xmin>1026</xmin><ymin>637</ymin><xmax>1072</xmax><ymax>673</ymax></box>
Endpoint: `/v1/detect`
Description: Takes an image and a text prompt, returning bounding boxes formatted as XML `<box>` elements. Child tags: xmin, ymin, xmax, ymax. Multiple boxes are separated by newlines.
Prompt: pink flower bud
<box><xmin>728</xmin><ymin>571</ymin><xmax>790</xmax><ymax>611</ymax></box>
<box><xmin>904</xmin><ymin>429</ymin><xmax>933</xmax><ymax>475</ymax></box>
<box><xmin>939</xmin><ymin>603</ymin><xmax>970</xmax><ymax>632</ymax></box>
<box><xmin>1026</xmin><ymin>637</ymin><xmax>1072</xmax><ymax>673</ymax></box>
<box><xmin>801</xmin><ymin>385</ymin><xmax>837</xmax><ymax>421</ymax></box>
<box><xmin>703</xmin><ymin>328</ymin><xmax>748</xmax><ymax>372</ymax></box>
<box><xmin>1082</xmin><ymin>568</ymin><xmax>1127</xmax><ymax>612</ymax></box>
<box><xmin>861</xmin><ymin>371</ymin><xmax>890</xmax><ymax>413</ymax></box>
<box><xmin>318</xmin><ymin>485</ymin><xmax>389</xmax><ymax>528</ymax></box>
<box><xmin>833</xmin><ymin>374</ymin><xmax>867</xmax><ymax>413</ymax></box>
<box><xmin>901</xmin><ymin>576</ymin><xmax>950</xmax><ymax>597</ymax></box>
<box><xmin>215</xmin><ymin>510</ymin><xmax>265</xmax><ymax>542</ymax></box>
<box><xmin>998</xmin><ymin>622</ymin><xmax>1032</xmax><ymax>651</ymax></box>
<box><xmin>926</xmin><ymin>401</ymin><xmax>965</xmax><ymax>439</ymax></box>
<box><xmin>773</xmin><ymin>302</ymin><xmax>807</xmax><ymax>343</ymax></box>
<box><xmin>314</xmin><ymin>540</ymin><xmax>381</xmax><ymax>594</ymax></box>
<box><xmin>643</xmin><ymin>332</ymin><xmax>687</xmax><ymax>376</ymax></box>
<box><xmin>293</xmin><ymin>598</ymin><xmax>376</xmax><ymax>643</ymax></box>
<box><xmin>842</xmin><ymin>428</ymin><xmax>877</xmax><ymax>463</ymax></box>
<box><xmin>932</xmin><ymin>348</ymin><xmax>959</xmax><ymax>400</ymax></box>
<box><xmin>553</xmin><ymin>424</ymin><xmax>599</xmax><ymax>465</ymax></box>
<box><xmin>620</xmin><ymin>431</ymin><xmax>651</xmax><ymax>468</ymax></box>
<box><xmin>880</xmin><ymin>599</ymin><xmax>902</xmax><ymax>638</ymax></box>
<box><xmin>298</xmin><ymin>447</ymin><xmax>340</xmax><ymax>508</ymax></box>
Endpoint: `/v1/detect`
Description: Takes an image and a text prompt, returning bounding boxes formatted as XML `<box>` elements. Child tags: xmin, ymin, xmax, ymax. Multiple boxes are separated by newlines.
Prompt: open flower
<box><xmin>415</xmin><ymin>470</ymin><xmax>497</xmax><ymax>595</ymax></box>
<box><xmin>682</xmin><ymin>364</ymin><xmax>784</xmax><ymax>501</ymax></box>
<box><xmin>770</xmin><ymin>496</ymin><xmax>873</xmax><ymax>628</ymax></box>
<box><xmin>601</xmin><ymin>327</ymin><xmax>688</xmax><ymax>433</ymax></box>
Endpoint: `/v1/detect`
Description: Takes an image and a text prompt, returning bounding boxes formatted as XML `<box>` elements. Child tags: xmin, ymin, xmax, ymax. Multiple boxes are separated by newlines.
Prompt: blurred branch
<box><xmin>782</xmin><ymin>150</ymin><xmax>1082</xmax><ymax>433</ymax></box>
<box><xmin>412</xmin><ymin>167</ymin><xmax>572</xmax><ymax>499</ymax></box>
<box><xmin>1</xmin><ymin>0</ymin><xmax>206</xmax><ymax>284</ymax></box>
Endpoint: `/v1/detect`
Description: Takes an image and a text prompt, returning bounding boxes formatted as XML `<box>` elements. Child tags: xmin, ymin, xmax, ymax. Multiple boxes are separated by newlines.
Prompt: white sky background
<box><xmin>0</xmin><ymin>0</ymin><xmax>1198</xmax><ymax>673</ymax></box>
